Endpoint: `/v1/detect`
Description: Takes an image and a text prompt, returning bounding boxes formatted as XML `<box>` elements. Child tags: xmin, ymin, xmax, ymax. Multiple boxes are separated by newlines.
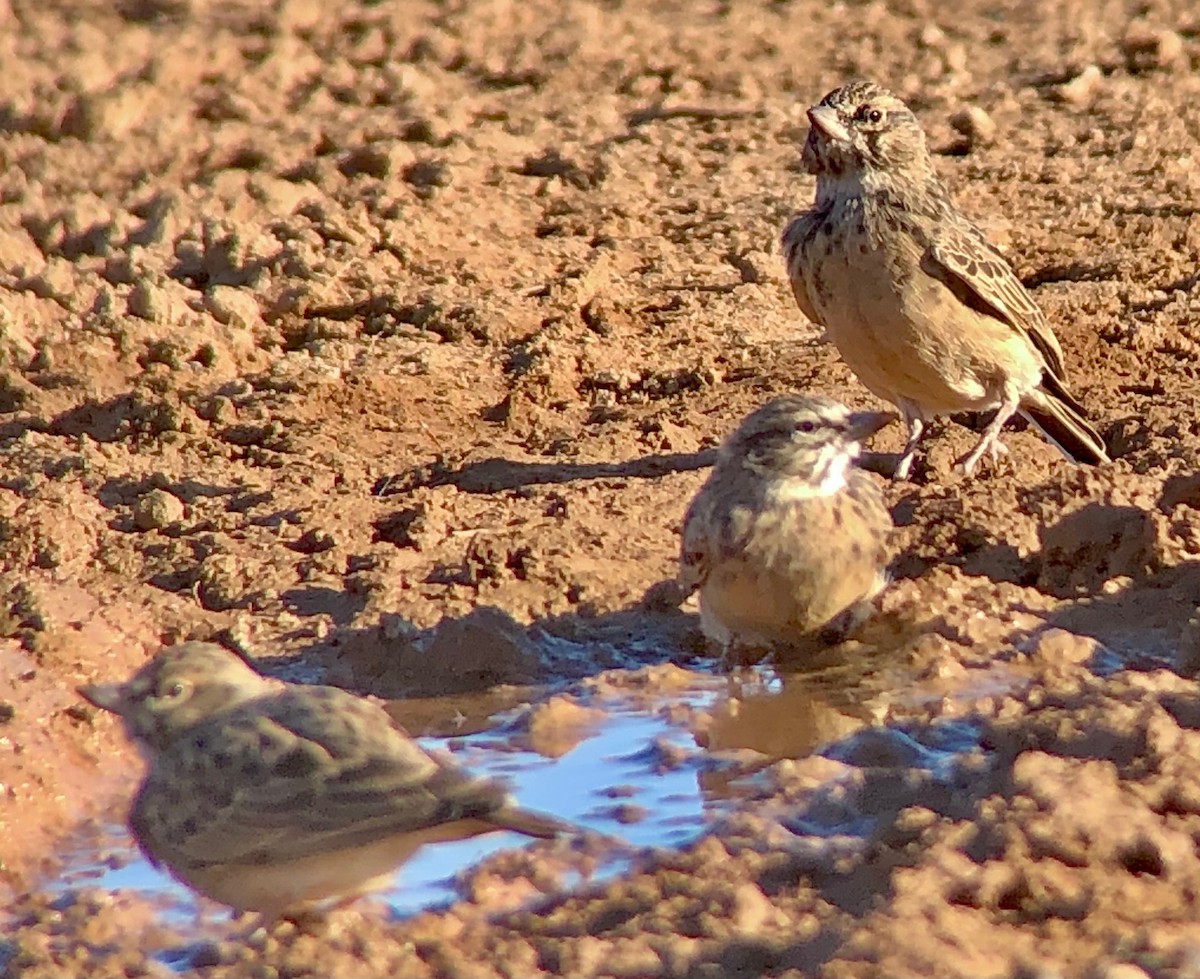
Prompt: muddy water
<box><xmin>46</xmin><ymin>684</ymin><xmax>727</xmax><ymax>929</ymax></box>
<box><xmin>43</xmin><ymin>638</ymin><xmax>1008</xmax><ymax>938</ymax></box>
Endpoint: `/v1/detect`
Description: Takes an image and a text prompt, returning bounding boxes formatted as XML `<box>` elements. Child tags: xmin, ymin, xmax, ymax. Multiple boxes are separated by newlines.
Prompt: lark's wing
<box><xmin>922</xmin><ymin>212</ymin><xmax>1110</xmax><ymax>463</ymax></box>
<box><xmin>132</xmin><ymin>686</ymin><xmax>567</xmax><ymax>872</ymax></box>
<box><xmin>923</xmin><ymin>215</ymin><xmax>1066</xmax><ymax>380</ymax></box>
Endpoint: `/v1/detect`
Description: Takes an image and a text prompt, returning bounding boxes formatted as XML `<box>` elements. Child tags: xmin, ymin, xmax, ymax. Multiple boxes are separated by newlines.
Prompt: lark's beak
<box><xmin>846</xmin><ymin>410</ymin><xmax>896</xmax><ymax>443</ymax></box>
<box><xmin>79</xmin><ymin>682</ymin><xmax>127</xmax><ymax>715</ymax></box>
<box><xmin>807</xmin><ymin>104</ymin><xmax>850</xmax><ymax>144</ymax></box>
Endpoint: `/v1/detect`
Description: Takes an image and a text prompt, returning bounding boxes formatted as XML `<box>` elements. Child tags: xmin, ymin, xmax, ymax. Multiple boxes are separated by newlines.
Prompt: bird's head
<box><xmin>721</xmin><ymin>395</ymin><xmax>893</xmax><ymax>493</ymax></box>
<box><xmin>802</xmin><ymin>81</ymin><xmax>931</xmax><ymax>182</ymax></box>
<box><xmin>80</xmin><ymin>642</ymin><xmax>269</xmax><ymax>751</ymax></box>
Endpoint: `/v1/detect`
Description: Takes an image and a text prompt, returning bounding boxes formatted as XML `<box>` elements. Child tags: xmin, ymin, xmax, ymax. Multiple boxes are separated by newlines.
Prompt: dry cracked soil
<box><xmin>6</xmin><ymin>0</ymin><xmax>1200</xmax><ymax>976</ymax></box>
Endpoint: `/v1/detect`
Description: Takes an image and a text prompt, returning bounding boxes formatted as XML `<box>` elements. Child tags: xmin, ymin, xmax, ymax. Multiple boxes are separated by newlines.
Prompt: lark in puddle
<box><xmin>679</xmin><ymin>395</ymin><xmax>894</xmax><ymax>661</ymax></box>
<box><xmin>81</xmin><ymin>642</ymin><xmax>575</xmax><ymax>921</ymax></box>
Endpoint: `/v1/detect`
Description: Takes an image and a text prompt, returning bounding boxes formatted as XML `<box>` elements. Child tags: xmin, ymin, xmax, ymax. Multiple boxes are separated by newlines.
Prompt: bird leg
<box><xmin>819</xmin><ymin>595</ymin><xmax>880</xmax><ymax>645</ymax></box>
<box><xmin>719</xmin><ymin>637</ymin><xmax>771</xmax><ymax>671</ymax></box>
<box><xmin>956</xmin><ymin>395</ymin><xmax>1019</xmax><ymax>475</ymax></box>
<box><xmin>893</xmin><ymin>405</ymin><xmax>925</xmax><ymax>480</ymax></box>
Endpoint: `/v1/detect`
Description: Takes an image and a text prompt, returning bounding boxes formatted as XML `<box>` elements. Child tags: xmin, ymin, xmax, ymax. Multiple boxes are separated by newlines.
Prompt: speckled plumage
<box><xmin>81</xmin><ymin>642</ymin><xmax>571</xmax><ymax>920</ymax></box>
<box><xmin>679</xmin><ymin>395</ymin><xmax>894</xmax><ymax>657</ymax></box>
<box><xmin>781</xmin><ymin>81</ymin><xmax>1109</xmax><ymax>478</ymax></box>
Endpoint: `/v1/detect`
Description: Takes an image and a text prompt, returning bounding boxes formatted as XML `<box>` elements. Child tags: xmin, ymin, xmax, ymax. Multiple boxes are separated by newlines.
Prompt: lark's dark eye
<box><xmin>796</xmin><ymin>420</ymin><xmax>817</xmax><ymax>434</ymax></box>
<box><xmin>159</xmin><ymin>680</ymin><xmax>188</xmax><ymax>700</ymax></box>
<box><xmin>857</xmin><ymin>105</ymin><xmax>884</xmax><ymax>124</ymax></box>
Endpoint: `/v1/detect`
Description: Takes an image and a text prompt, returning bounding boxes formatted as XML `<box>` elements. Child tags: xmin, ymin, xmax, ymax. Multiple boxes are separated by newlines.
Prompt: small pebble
<box><xmin>1120</xmin><ymin>22</ymin><xmax>1185</xmax><ymax>72</ymax></box>
<box><xmin>950</xmin><ymin>105</ymin><xmax>998</xmax><ymax>148</ymax></box>
<box><xmin>205</xmin><ymin>286</ymin><xmax>261</xmax><ymax>328</ymax></box>
<box><xmin>1053</xmin><ymin>65</ymin><xmax>1103</xmax><ymax>105</ymax></box>
<box><xmin>133</xmin><ymin>489</ymin><xmax>185</xmax><ymax>531</ymax></box>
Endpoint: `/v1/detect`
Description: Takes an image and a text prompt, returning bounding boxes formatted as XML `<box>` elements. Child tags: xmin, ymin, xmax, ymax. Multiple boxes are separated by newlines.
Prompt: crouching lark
<box><xmin>679</xmin><ymin>395</ymin><xmax>894</xmax><ymax>659</ymax></box>
<box><xmin>81</xmin><ymin>642</ymin><xmax>573</xmax><ymax>921</ymax></box>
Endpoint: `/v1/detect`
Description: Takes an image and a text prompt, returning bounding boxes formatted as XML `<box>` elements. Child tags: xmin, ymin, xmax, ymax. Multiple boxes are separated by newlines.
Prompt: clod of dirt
<box><xmin>204</xmin><ymin>285</ymin><xmax>262</xmax><ymax>329</ymax></box>
<box><xmin>373</xmin><ymin>506</ymin><xmax>426</xmax><ymax>550</ymax></box>
<box><xmin>402</xmin><ymin>158</ymin><xmax>452</xmax><ymax>192</ymax></box>
<box><xmin>950</xmin><ymin>105</ymin><xmax>997</xmax><ymax>149</ymax></box>
<box><xmin>1027</xmin><ymin>628</ymin><xmax>1100</xmax><ymax>669</ymax></box>
<box><xmin>1160</xmin><ymin>474</ymin><xmax>1200</xmax><ymax>510</ymax></box>
<box><xmin>1052</xmin><ymin>64</ymin><xmax>1104</xmax><ymax>104</ymax></box>
<box><xmin>1120</xmin><ymin>21</ymin><xmax>1186</xmax><ymax>73</ymax></box>
<box><xmin>339</xmin><ymin>606</ymin><xmax>544</xmax><ymax>698</ymax></box>
<box><xmin>126</xmin><ymin>276</ymin><xmax>194</xmax><ymax>324</ymax></box>
<box><xmin>519</xmin><ymin>694</ymin><xmax>606</xmax><ymax>758</ymax></box>
<box><xmin>132</xmin><ymin>488</ymin><xmax>185</xmax><ymax>531</ymax></box>
<box><xmin>195</xmin><ymin>552</ymin><xmax>274</xmax><ymax>611</ymax></box>
<box><xmin>1037</xmin><ymin>502</ymin><xmax>1158</xmax><ymax>595</ymax></box>
<box><xmin>0</xmin><ymin>493</ymin><xmax>100</xmax><ymax>575</ymax></box>
<box><xmin>423</xmin><ymin>606</ymin><xmax>542</xmax><ymax>687</ymax></box>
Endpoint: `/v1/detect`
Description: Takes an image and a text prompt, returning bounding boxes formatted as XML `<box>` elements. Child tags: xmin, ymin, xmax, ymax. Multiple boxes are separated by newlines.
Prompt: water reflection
<box><xmin>49</xmin><ymin>686</ymin><xmax>726</xmax><ymax>926</ymax></box>
<box><xmin>47</xmin><ymin>636</ymin><xmax>995</xmax><ymax>934</ymax></box>
<box><xmin>699</xmin><ymin>635</ymin><xmax>926</xmax><ymax>757</ymax></box>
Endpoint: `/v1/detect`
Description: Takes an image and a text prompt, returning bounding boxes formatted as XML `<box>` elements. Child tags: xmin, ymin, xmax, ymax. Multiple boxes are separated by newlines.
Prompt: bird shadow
<box><xmin>372</xmin><ymin>448</ymin><xmax>718</xmax><ymax>497</ymax></box>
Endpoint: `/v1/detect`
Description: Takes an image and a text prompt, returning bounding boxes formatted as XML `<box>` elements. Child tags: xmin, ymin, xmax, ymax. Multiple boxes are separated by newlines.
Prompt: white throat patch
<box><xmin>771</xmin><ymin>444</ymin><xmax>853</xmax><ymax>501</ymax></box>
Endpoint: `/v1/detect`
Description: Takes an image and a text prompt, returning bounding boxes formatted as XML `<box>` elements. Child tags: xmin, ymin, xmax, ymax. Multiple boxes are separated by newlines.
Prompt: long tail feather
<box><xmin>1019</xmin><ymin>379</ymin><xmax>1110</xmax><ymax>465</ymax></box>
<box><xmin>488</xmin><ymin>805</ymin><xmax>578</xmax><ymax>839</ymax></box>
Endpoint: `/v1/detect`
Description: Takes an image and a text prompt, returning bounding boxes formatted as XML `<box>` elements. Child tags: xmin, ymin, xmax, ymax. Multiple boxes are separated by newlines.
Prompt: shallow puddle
<box><xmin>44</xmin><ymin>640</ymin><xmax>1016</xmax><ymax>940</ymax></box>
<box><xmin>48</xmin><ymin>682</ymin><xmax>730</xmax><ymax>930</ymax></box>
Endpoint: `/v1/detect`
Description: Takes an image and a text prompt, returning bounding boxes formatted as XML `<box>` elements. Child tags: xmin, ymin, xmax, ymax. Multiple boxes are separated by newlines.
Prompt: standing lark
<box><xmin>679</xmin><ymin>395</ymin><xmax>894</xmax><ymax>659</ymax></box>
<box><xmin>81</xmin><ymin>642</ymin><xmax>573</xmax><ymax>921</ymax></box>
<box><xmin>781</xmin><ymin>81</ymin><xmax>1110</xmax><ymax>479</ymax></box>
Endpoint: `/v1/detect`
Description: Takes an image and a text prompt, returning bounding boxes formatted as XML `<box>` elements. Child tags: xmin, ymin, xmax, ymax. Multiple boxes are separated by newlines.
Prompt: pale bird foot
<box><xmin>955</xmin><ymin>435</ymin><xmax>1010</xmax><ymax>475</ymax></box>
<box><xmin>892</xmin><ymin>451</ymin><xmax>917</xmax><ymax>481</ymax></box>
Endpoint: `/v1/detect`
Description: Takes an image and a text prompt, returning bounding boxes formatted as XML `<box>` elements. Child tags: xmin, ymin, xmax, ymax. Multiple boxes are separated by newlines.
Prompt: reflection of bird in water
<box><xmin>81</xmin><ymin>642</ymin><xmax>575</xmax><ymax>922</ymax></box>
<box><xmin>697</xmin><ymin>675</ymin><xmax>868</xmax><ymax>762</ymax></box>
<box><xmin>679</xmin><ymin>395</ymin><xmax>895</xmax><ymax>664</ymax></box>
